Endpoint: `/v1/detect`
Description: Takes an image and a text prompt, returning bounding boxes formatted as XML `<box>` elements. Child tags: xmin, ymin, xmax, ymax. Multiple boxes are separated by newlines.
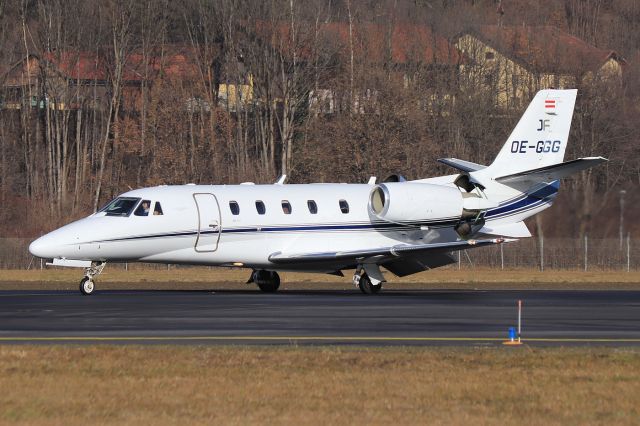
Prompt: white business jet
<box><xmin>29</xmin><ymin>89</ymin><xmax>606</xmax><ymax>295</ymax></box>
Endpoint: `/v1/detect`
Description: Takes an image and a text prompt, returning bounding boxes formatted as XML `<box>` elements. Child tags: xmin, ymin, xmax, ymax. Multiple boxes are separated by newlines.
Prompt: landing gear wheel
<box><xmin>79</xmin><ymin>277</ymin><xmax>95</xmax><ymax>295</ymax></box>
<box><xmin>254</xmin><ymin>270</ymin><xmax>281</xmax><ymax>293</ymax></box>
<box><xmin>78</xmin><ymin>262</ymin><xmax>105</xmax><ymax>295</ymax></box>
<box><xmin>358</xmin><ymin>273</ymin><xmax>382</xmax><ymax>294</ymax></box>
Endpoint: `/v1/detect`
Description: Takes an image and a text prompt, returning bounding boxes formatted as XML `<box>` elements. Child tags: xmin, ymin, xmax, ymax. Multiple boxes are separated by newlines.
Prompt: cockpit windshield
<box><xmin>99</xmin><ymin>197</ymin><xmax>141</xmax><ymax>217</ymax></box>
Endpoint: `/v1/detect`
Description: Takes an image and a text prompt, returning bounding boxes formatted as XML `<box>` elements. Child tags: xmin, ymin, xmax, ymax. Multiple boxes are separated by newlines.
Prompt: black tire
<box><xmin>255</xmin><ymin>270</ymin><xmax>281</xmax><ymax>293</ymax></box>
<box><xmin>79</xmin><ymin>277</ymin><xmax>95</xmax><ymax>295</ymax></box>
<box><xmin>358</xmin><ymin>274</ymin><xmax>382</xmax><ymax>294</ymax></box>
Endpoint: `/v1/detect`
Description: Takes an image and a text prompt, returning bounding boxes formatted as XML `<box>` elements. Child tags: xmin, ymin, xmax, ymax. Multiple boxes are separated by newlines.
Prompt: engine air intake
<box><xmin>370</xmin><ymin>186</ymin><xmax>387</xmax><ymax>215</ymax></box>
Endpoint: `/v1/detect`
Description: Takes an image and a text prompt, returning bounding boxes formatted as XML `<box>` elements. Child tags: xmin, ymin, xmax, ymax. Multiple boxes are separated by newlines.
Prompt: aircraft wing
<box><xmin>268</xmin><ymin>238</ymin><xmax>511</xmax><ymax>266</ymax></box>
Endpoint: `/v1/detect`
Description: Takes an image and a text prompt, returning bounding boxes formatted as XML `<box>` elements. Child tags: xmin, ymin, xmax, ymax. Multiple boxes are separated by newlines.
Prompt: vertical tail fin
<box><xmin>432</xmin><ymin>89</ymin><xmax>605</xmax><ymax>234</ymax></box>
<box><xmin>483</xmin><ymin>89</ymin><xmax>577</xmax><ymax>178</ymax></box>
<box><xmin>448</xmin><ymin>89</ymin><xmax>605</xmax><ymax>233</ymax></box>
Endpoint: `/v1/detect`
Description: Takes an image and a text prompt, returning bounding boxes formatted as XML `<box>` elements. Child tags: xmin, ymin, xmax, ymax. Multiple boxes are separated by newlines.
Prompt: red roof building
<box><xmin>464</xmin><ymin>25</ymin><xmax>626</xmax><ymax>76</ymax></box>
<box><xmin>255</xmin><ymin>20</ymin><xmax>463</xmax><ymax>67</ymax></box>
<box><xmin>455</xmin><ymin>25</ymin><xmax>627</xmax><ymax>107</ymax></box>
<box><xmin>1</xmin><ymin>48</ymin><xmax>203</xmax><ymax>110</ymax></box>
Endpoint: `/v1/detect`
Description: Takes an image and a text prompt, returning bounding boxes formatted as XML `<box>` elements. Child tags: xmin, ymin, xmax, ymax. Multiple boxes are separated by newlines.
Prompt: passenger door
<box><xmin>193</xmin><ymin>193</ymin><xmax>221</xmax><ymax>252</ymax></box>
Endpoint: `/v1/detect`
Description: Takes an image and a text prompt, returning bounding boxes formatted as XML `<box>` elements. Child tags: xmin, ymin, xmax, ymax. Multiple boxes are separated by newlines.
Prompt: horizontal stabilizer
<box><xmin>437</xmin><ymin>158</ymin><xmax>486</xmax><ymax>173</ymax></box>
<box><xmin>495</xmin><ymin>157</ymin><xmax>607</xmax><ymax>184</ymax></box>
<box><xmin>479</xmin><ymin>221</ymin><xmax>531</xmax><ymax>238</ymax></box>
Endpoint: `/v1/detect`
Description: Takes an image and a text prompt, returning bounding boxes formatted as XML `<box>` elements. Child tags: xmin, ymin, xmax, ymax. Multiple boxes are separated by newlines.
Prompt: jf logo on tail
<box><xmin>29</xmin><ymin>89</ymin><xmax>607</xmax><ymax>295</ymax></box>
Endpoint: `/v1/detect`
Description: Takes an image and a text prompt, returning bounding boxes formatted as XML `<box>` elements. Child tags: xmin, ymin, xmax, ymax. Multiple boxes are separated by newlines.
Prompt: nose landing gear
<box><xmin>79</xmin><ymin>262</ymin><xmax>106</xmax><ymax>295</ymax></box>
<box><xmin>80</xmin><ymin>276</ymin><xmax>95</xmax><ymax>295</ymax></box>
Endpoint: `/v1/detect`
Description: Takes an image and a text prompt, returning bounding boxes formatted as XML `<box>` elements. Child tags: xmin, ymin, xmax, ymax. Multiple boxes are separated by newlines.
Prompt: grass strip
<box><xmin>0</xmin><ymin>346</ymin><xmax>638</xmax><ymax>425</ymax></box>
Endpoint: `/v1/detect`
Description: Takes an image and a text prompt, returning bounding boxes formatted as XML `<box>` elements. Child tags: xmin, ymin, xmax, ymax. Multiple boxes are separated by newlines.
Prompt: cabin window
<box><xmin>229</xmin><ymin>201</ymin><xmax>240</xmax><ymax>215</ymax></box>
<box><xmin>307</xmin><ymin>200</ymin><xmax>318</xmax><ymax>214</ymax></box>
<box><xmin>134</xmin><ymin>200</ymin><xmax>152</xmax><ymax>216</ymax></box>
<box><xmin>153</xmin><ymin>202</ymin><xmax>164</xmax><ymax>216</ymax></box>
<box><xmin>339</xmin><ymin>199</ymin><xmax>349</xmax><ymax>214</ymax></box>
<box><xmin>255</xmin><ymin>200</ymin><xmax>266</xmax><ymax>215</ymax></box>
<box><xmin>99</xmin><ymin>197</ymin><xmax>140</xmax><ymax>217</ymax></box>
<box><xmin>281</xmin><ymin>200</ymin><xmax>292</xmax><ymax>214</ymax></box>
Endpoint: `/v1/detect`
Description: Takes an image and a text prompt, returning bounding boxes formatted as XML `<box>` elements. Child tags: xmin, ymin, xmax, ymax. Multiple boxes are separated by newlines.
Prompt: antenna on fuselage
<box><xmin>368</xmin><ymin>176</ymin><xmax>377</xmax><ymax>185</ymax></box>
<box><xmin>275</xmin><ymin>175</ymin><xmax>287</xmax><ymax>185</ymax></box>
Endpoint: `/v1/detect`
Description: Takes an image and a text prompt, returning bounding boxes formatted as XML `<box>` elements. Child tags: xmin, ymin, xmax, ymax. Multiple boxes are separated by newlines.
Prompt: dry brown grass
<box><xmin>0</xmin><ymin>346</ymin><xmax>638</xmax><ymax>425</ymax></box>
<box><xmin>1</xmin><ymin>268</ymin><xmax>640</xmax><ymax>291</ymax></box>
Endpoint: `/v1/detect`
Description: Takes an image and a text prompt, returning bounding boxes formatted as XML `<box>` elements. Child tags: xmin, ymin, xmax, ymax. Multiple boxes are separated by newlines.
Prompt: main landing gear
<box><xmin>79</xmin><ymin>262</ymin><xmax>106</xmax><ymax>295</ymax></box>
<box><xmin>249</xmin><ymin>270</ymin><xmax>281</xmax><ymax>293</ymax></box>
<box><xmin>352</xmin><ymin>266</ymin><xmax>383</xmax><ymax>294</ymax></box>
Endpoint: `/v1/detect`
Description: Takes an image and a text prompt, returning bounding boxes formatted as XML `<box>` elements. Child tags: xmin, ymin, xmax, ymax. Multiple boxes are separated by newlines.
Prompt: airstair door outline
<box><xmin>193</xmin><ymin>193</ymin><xmax>221</xmax><ymax>252</ymax></box>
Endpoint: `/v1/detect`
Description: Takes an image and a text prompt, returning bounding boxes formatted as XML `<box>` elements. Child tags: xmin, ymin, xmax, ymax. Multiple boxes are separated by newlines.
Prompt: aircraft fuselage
<box><xmin>30</xmin><ymin>183</ymin><xmax>466</xmax><ymax>272</ymax></box>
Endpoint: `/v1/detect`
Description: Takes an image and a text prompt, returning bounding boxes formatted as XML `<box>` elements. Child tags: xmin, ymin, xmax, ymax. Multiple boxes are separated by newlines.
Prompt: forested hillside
<box><xmin>0</xmin><ymin>0</ymin><xmax>638</xmax><ymax>238</ymax></box>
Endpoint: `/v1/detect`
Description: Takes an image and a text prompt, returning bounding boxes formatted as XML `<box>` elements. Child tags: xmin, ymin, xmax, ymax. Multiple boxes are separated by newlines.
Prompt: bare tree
<box><xmin>564</xmin><ymin>0</ymin><xmax>602</xmax><ymax>45</ymax></box>
<box><xmin>93</xmin><ymin>0</ymin><xmax>135</xmax><ymax>211</ymax></box>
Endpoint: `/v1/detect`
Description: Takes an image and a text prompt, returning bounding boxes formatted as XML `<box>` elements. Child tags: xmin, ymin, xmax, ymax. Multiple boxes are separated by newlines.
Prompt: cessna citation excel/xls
<box><xmin>30</xmin><ymin>89</ymin><xmax>606</xmax><ymax>295</ymax></box>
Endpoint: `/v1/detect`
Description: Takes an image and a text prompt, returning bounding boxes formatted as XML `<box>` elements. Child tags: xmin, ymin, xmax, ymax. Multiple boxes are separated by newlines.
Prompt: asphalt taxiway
<box><xmin>0</xmin><ymin>287</ymin><xmax>638</xmax><ymax>346</ymax></box>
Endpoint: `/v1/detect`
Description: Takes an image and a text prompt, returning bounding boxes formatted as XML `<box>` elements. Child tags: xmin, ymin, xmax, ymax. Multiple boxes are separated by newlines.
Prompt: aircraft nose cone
<box><xmin>29</xmin><ymin>219</ymin><xmax>96</xmax><ymax>259</ymax></box>
<box><xmin>29</xmin><ymin>235</ymin><xmax>56</xmax><ymax>259</ymax></box>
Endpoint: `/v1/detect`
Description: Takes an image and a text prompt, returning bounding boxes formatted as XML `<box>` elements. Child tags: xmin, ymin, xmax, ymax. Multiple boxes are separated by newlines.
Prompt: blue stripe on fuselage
<box><xmin>485</xmin><ymin>180</ymin><xmax>559</xmax><ymax>219</ymax></box>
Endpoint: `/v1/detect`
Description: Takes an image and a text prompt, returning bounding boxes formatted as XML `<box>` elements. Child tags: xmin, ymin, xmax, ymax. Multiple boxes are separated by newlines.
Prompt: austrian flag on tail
<box><xmin>544</xmin><ymin>98</ymin><xmax>557</xmax><ymax>115</ymax></box>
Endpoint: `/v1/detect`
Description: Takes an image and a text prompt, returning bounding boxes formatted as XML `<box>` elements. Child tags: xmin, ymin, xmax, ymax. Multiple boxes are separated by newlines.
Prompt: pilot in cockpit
<box><xmin>134</xmin><ymin>200</ymin><xmax>151</xmax><ymax>216</ymax></box>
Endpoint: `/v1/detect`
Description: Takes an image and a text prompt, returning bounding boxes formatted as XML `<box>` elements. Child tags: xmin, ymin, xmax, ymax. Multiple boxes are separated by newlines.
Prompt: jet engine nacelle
<box><xmin>369</xmin><ymin>182</ymin><xmax>463</xmax><ymax>223</ymax></box>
